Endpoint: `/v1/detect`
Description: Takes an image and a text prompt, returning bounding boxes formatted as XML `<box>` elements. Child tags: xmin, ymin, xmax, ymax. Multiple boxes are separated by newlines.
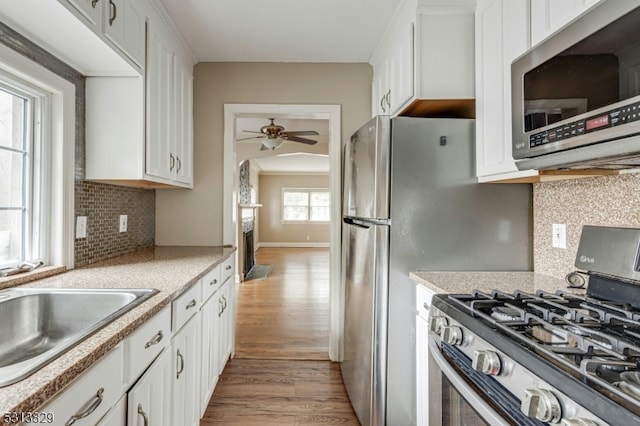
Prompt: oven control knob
<box><xmin>472</xmin><ymin>350</ymin><xmax>502</xmax><ymax>376</ymax></box>
<box><xmin>561</xmin><ymin>418</ymin><xmax>600</xmax><ymax>426</ymax></box>
<box><xmin>521</xmin><ymin>389</ymin><xmax>562</xmax><ymax>423</ymax></box>
<box><xmin>429</xmin><ymin>316</ymin><xmax>448</xmax><ymax>335</ymax></box>
<box><xmin>441</xmin><ymin>326</ymin><xmax>463</xmax><ymax>346</ymax></box>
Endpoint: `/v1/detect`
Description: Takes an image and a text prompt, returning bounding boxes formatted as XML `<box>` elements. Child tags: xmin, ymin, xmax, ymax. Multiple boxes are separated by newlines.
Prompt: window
<box><xmin>282</xmin><ymin>188</ymin><xmax>330</xmax><ymax>223</ymax></box>
<box><xmin>0</xmin><ymin>78</ymin><xmax>42</xmax><ymax>268</ymax></box>
<box><xmin>0</xmin><ymin>43</ymin><xmax>75</xmax><ymax>270</ymax></box>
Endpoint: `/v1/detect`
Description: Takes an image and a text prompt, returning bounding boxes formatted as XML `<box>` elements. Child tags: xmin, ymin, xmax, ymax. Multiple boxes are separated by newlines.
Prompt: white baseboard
<box><xmin>256</xmin><ymin>242</ymin><xmax>330</xmax><ymax>249</ymax></box>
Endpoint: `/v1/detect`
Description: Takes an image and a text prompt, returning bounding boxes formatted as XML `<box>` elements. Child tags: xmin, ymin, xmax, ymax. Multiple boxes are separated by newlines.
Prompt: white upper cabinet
<box><xmin>65</xmin><ymin>0</ymin><xmax>102</xmax><ymax>29</ymax></box>
<box><xmin>475</xmin><ymin>0</ymin><xmax>535</xmax><ymax>180</ymax></box>
<box><xmin>63</xmin><ymin>0</ymin><xmax>144</xmax><ymax>71</ymax></box>
<box><xmin>530</xmin><ymin>0</ymin><xmax>604</xmax><ymax>47</ymax></box>
<box><xmin>102</xmin><ymin>0</ymin><xmax>145</xmax><ymax>67</ymax></box>
<box><xmin>85</xmin><ymin>0</ymin><xmax>195</xmax><ymax>189</ymax></box>
<box><xmin>370</xmin><ymin>0</ymin><xmax>475</xmax><ymax>118</ymax></box>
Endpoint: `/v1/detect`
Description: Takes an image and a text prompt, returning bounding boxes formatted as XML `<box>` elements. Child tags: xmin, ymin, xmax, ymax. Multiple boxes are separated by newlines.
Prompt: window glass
<box><xmin>0</xmin><ymin>87</ymin><xmax>28</xmax><ymax>267</ymax></box>
<box><xmin>282</xmin><ymin>189</ymin><xmax>330</xmax><ymax>223</ymax></box>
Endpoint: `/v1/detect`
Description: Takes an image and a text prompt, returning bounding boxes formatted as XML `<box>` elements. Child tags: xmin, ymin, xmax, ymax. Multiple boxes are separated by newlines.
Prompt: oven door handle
<box><xmin>428</xmin><ymin>337</ymin><xmax>510</xmax><ymax>426</ymax></box>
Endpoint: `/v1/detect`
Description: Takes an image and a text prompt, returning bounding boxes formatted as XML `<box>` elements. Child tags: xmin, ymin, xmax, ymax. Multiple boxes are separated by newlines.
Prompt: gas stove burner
<box><xmin>491</xmin><ymin>306</ymin><xmax>521</xmax><ymax>321</ymax></box>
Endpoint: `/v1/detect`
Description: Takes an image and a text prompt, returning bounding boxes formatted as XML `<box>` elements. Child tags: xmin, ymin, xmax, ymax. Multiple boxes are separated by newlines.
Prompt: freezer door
<box><xmin>343</xmin><ymin>116</ymin><xmax>391</xmax><ymax>220</ymax></box>
<box><xmin>340</xmin><ymin>218</ymin><xmax>389</xmax><ymax>426</ymax></box>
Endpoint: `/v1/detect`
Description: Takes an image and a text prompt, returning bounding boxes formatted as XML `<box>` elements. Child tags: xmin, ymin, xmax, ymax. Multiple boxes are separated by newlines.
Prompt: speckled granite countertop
<box><xmin>0</xmin><ymin>245</ymin><xmax>236</xmax><ymax>420</ymax></box>
<box><xmin>410</xmin><ymin>271</ymin><xmax>586</xmax><ymax>297</ymax></box>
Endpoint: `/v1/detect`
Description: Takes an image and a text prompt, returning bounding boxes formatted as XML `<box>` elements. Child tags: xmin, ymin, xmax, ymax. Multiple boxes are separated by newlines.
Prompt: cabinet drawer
<box><xmin>416</xmin><ymin>285</ymin><xmax>434</xmax><ymax>320</ymax></box>
<box><xmin>42</xmin><ymin>344</ymin><xmax>124</xmax><ymax>426</ymax></box>
<box><xmin>221</xmin><ymin>256</ymin><xmax>234</xmax><ymax>285</ymax></box>
<box><xmin>124</xmin><ymin>306</ymin><xmax>171</xmax><ymax>385</ymax></box>
<box><xmin>201</xmin><ymin>265</ymin><xmax>222</xmax><ymax>303</ymax></box>
<box><xmin>172</xmin><ymin>281</ymin><xmax>202</xmax><ymax>332</ymax></box>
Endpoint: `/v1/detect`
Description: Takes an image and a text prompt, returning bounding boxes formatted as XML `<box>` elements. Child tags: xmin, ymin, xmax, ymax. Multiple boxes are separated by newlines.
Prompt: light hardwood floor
<box><xmin>201</xmin><ymin>247</ymin><xmax>360</xmax><ymax>425</ymax></box>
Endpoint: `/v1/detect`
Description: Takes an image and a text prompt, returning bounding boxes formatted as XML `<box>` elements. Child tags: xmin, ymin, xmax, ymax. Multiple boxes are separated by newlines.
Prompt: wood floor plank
<box><xmin>201</xmin><ymin>248</ymin><xmax>360</xmax><ymax>425</ymax></box>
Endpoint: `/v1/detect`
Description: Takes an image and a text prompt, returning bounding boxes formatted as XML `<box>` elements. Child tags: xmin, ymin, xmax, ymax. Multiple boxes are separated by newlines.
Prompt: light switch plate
<box><xmin>552</xmin><ymin>223</ymin><xmax>566</xmax><ymax>249</ymax></box>
<box><xmin>119</xmin><ymin>215</ymin><xmax>128</xmax><ymax>233</ymax></box>
<box><xmin>76</xmin><ymin>216</ymin><xmax>87</xmax><ymax>239</ymax></box>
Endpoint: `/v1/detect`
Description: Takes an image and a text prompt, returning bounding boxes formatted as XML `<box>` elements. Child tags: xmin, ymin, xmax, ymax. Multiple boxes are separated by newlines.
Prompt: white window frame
<box><xmin>0</xmin><ymin>43</ymin><xmax>75</xmax><ymax>269</ymax></box>
<box><xmin>281</xmin><ymin>188</ymin><xmax>330</xmax><ymax>224</ymax></box>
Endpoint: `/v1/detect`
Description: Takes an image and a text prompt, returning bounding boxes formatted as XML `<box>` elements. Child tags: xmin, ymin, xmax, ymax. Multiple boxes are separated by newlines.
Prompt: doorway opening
<box><xmin>223</xmin><ymin>104</ymin><xmax>342</xmax><ymax>362</ymax></box>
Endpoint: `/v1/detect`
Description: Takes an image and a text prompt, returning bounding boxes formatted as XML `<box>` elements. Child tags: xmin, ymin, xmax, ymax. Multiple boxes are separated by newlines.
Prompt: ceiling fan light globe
<box><xmin>262</xmin><ymin>138</ymin><xmax>283</xmax><ymax>150</ymax></box>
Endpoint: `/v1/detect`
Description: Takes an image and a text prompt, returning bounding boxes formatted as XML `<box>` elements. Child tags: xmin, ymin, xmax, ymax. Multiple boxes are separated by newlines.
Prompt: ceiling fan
<box><xmin>237</xmin><ymin>118</ymin><xmax>319</xmax><ymax>150</ymax></box>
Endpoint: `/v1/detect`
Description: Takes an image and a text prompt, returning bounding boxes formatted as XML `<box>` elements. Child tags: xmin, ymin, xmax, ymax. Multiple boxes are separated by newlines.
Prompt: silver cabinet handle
<box><xmin>65</xmin><ymin>387</ymin><xmax>104</xmax><ymax>426</ymax></box>
<box><xmin>385</xmin><ymin>90</ymin><xmax>391</xmax><ymax>109</ymax></box>
<box><xmin>222</xmin><ymin>295</ymin><xmax>227</xmax><ymax>311</ymax></box>
<box><xmin>108</xmin><ymin>0</ymin><xmax>116</xmax><ymax>26</ymax></box>
<box><xmin>225</xmin><ymin>265</ymin><xmax>232</xmax><ymax>271</ymax></box>
<box><xmin>210</xmin><ymin>278</ymin><xmax>218</xmax><ymax>286</ymax></box>
<box><xmin>380</xmin><ymin>95</ymin><xmax>386</xmax><ymax>113</ymax></box>
<box><xmin>91</xmin><ymin>0</ymin><xmax>99</xmax><ymax>8</ymax></box>
<box><xmin>144</xmin><ymin>330</ymin><xmax>163</xmax><ymax>349</ymax></box>
<box><xmin>137</xmin><ymin>404</ymin><xmax>149</xmax><ymax>426</ymax></box>
<box><xmin>176</xmin><ymin>349</ymin><xmax>185</xmax><ymax>379</ymax></box>
<box><xmin>218</xmin><ymin>298</ymin><xmax>224</xmax><ymax>317</ymax></box>
<box><xmin>423</xmin><ymin>302</ymin><xmax>430</xmax><ymax>311</ymax></box>
<box><xmin>169</xmin><ymin>153</ymin><xmax>175</xmax><ymax>171</ymax></box>
<box><xmin>176</xmin><ymin>156</ymin><xmax>182</xmax><ymax>173</ymax></box>
<box><xmin>185</xmin><ymin>299</ymin><xmax>197</xmax><ymax>310</ymax></box>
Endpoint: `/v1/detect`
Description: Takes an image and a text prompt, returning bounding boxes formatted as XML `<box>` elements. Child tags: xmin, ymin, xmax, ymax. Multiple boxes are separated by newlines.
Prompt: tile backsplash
<box><xmin>533</xmin><ymin>172</ymin><xmax>640</xmax><ymax>279</ymax></box>
<box><xmin>0</xmin><ymin>21</ymin><xmax>155</xmax><ymax>268</ymax></box>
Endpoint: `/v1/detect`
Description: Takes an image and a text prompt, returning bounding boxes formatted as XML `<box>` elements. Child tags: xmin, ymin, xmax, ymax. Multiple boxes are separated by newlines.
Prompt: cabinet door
<box><xmin>388</xmin><ymin>21</ymin><xmax>414</xmax><ymax>116</ymax></box>
<box><xmin>172</xmin><ymin>313</ymin><xmax>202</xmax><ymax>426</ymax></box>
<box><xmin>200</xmin><ymin>293</ymin><xmax>221</xmax><ymax>416</ymax></box>
<box><xmin>103</xmin><ymin>0</ymin><xmax>145</xmax><ymax>67</ymax></box>
<box><xmin>371</xmin><ymin>59</ymin><xmax>390</xmax><ymax>117</ymax></box>
<box><xmin>415</xmin><ymin>284</ymin><xmax>433</xmax><ymax>426</ymax></box>
<box><xmin>127</xmin><ymin>348</ymin><xmax>173</xmax><ymax>426</ymax></box>
<box><xmin>475</xmin><ymin>0</ymin><xmax>529</xmax><ymax>178</ymax></box>
<box><xmin>65</xmin><ymin>0</ymin><xmax>103</xmax><ymax>29</ymax></box>
<box><xmin>146</xmin><ymin>22</ymin><xmax>174</xmax><ymax>182</ymax></box>
<box><xmin>530</xmin><ymin>0</ymin><xmax>603</xmax><ymax>46</ymax></box>
<box><xmin>173</xmin><ymin>57</ymin><xmax>194</xmax><ymax>186</ymax></box>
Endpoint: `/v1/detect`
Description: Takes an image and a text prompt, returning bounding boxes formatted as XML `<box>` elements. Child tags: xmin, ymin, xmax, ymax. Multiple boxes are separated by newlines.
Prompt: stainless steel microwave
<box><xmin>512</xmin><ymin>0</ymin><xmax>640</xmax><ymax>170</ymax></box>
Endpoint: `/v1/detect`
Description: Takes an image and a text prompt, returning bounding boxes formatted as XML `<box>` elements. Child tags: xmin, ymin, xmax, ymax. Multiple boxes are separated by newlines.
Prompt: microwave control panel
<box><xmin>528</xmin><ymin>100</ymin><xmax>640</xmax><ymax>148</ymax></box>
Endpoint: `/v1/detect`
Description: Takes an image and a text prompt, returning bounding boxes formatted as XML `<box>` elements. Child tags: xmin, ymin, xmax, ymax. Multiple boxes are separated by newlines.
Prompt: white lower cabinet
<box><xmin>416</xmin><ymin>284</ymin><xmax>434</xmax><ymax>426</ymax></box>
<box><xmin>171</xmin><ymin>312</ymin><xmax>202</xmax><ymax>426</ymax></box>
<box><xmin>96</xmin><ymin>395</ymin><xmax>126</xmax><ymax>426</ymax></box>
<box><xmin>41</xmin><ymin>344</ymin><xmax>124</xmax><ymax>426</ymax></box>
<box><xmin>200</xmin><ymin>287</ymin><xmax>222</xmax><ymax>416</ymax></box>
<box><xmin>127</xmin><ymin>347</ymin><xmax>173</xmax><ymax>426</ymax></box>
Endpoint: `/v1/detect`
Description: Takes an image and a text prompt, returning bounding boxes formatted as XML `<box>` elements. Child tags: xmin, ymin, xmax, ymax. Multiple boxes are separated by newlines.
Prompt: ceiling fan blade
<box><xmin>281</xmin><ymin>130</ymin><xmax>319</xmax><ymax>136</ymax></box>
<box><xmin>242</xmin><ymin>130</ymin><xmax>264</xmax><ymax>134</ymax></box>
<box><xmin>283</xmin><ymin>135</ymin><xmax>318</xmax><ymax>145</ymax></box>
<box><xmin>236</xmin><ymin>135</ymin><xmax>265</xmax><ymax>141</ymax></box>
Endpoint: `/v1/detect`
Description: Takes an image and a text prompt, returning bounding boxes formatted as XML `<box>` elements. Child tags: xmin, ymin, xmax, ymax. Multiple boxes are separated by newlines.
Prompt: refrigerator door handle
<box><xmin>343</xmin><ymin>217</ymin><xmax>371</xmax><ymax>229</ymax></box>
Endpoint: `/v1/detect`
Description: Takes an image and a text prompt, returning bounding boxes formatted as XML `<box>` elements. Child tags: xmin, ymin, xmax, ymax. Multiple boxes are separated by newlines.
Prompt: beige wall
<box><xmin>533</xmin><ymin>173</ymin><xmax>640</xmax><ymax>279</ymax></box>
<box><xmin>258</xmin><ymin>174</ymin><xmax>330</xmax><ymax>245</ymax></box>
<box><xmin>155</xmin><ymin>62</ymin><xmax>372</xmax><ymax>245</ymax></box>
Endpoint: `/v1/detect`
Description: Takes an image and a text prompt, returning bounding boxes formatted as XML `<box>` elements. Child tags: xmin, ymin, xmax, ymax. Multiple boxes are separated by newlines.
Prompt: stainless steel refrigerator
<box><xmin>340</xmin><ymin>116</ymin><xmax>531</xmax><ymax>425</ymax></box>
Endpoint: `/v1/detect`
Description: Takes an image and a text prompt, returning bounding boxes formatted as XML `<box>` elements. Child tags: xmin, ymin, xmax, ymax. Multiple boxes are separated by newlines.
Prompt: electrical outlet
<box><xmin>76</xmin><ymin>216</ymin><xmax>87</xmax><ymax>239</ymax></box>
<box><xmin>552</xmin><ymin>223</ymin><xmax>566</xmax><ymax>249</ymax></box>
<box><xmin>119</xmin><ymin>215</ymin><xmax>128</xmax><ymax>233</ymax></box>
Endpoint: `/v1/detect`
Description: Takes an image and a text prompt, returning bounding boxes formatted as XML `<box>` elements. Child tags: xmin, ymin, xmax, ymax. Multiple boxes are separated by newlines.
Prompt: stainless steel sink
<box><xmin>0</xmin><ymin>287</ymin><xmax>158</xmax><ymax>387</ymax></box>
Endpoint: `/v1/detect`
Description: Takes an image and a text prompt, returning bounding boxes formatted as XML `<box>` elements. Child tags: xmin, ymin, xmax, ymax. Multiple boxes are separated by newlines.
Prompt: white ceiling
<box><xmin>159</xmin><ymin>0</ymin><xmax>401</xmax><ymax>62</ymax></box>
